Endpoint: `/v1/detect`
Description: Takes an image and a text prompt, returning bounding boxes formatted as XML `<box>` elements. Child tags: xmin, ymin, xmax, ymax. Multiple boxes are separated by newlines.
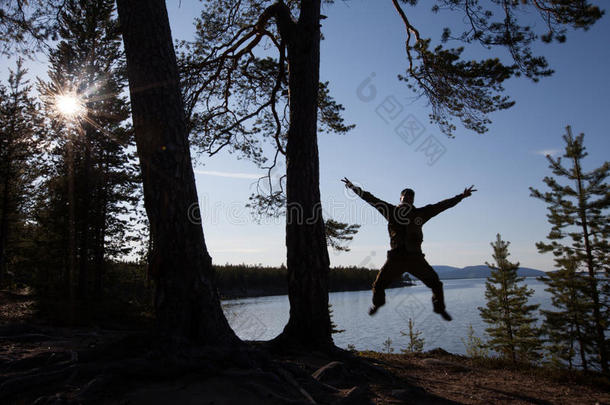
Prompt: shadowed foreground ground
<box><xmin>1</xmin><ymin>291</ymin><xmax>608</xmax><ymax>404</ymax></box>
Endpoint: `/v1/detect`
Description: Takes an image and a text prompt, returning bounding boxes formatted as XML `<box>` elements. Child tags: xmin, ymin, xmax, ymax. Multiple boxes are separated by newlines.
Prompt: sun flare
<box><xmin>55</xmin><ymin>94</ymin><xmax>84</xmax><ymax>118</ymax></box>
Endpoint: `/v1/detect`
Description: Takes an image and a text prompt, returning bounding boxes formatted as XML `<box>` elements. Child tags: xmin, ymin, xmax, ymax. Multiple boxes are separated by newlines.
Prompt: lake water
<box><xmin>222</xmin><ymin>277</ymin><xmax>554</xmax><ymax>354</ymax></box>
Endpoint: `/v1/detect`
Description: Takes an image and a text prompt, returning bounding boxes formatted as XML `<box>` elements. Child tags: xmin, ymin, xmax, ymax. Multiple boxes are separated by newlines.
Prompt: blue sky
<box><xmin>3</xmin><ymin>1</ymin><xmax>609</xmax><ymax>271</ymax></box>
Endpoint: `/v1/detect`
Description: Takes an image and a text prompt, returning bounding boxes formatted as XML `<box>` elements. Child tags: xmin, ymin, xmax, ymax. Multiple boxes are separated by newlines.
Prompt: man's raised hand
<box><xmin>462</xmin><ymin>185</ymin><xmax>477</xmax><ymax>198</ymax></box>
<box><xmin>341</xmin><ymin>177</ymin><xmax>354</xmax><ymax>189</ymax></box>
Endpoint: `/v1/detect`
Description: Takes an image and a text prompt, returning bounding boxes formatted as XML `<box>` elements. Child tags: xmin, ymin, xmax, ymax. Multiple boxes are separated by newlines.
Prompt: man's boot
<box><xmin>369</xmin><ymin>288</ymin><xmax>386</xmax><ymax>316</ymax></box>
<box><xmin>432</xmin><ymin>283</ymin><xmax>452</xmax><ymax>321</ymax></box>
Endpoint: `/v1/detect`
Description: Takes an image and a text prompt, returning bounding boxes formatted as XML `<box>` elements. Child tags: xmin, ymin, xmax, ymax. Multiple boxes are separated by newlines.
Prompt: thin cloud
<box><xmin>534</xmin><ymin>149</ymin><xmax>560</xmax><ymax>157</ymax></box>
<box><xmin>194</xmin><ymin>169</ymin><xmax>260</xmax><ymax>179</ymax></box>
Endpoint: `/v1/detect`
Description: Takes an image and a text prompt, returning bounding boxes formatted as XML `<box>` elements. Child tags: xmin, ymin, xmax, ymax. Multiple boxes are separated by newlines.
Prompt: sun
<box><xmin>55</xmin><ymin>93</ymin><xmax>84</xmax><ymax>118</ymax></box>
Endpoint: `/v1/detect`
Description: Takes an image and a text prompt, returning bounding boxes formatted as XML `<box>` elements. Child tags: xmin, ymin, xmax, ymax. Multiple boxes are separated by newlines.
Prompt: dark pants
<box><xmin>372</xmin><ymin>250</ymin><xmax>445</xmax><ymax>311</ymax></box>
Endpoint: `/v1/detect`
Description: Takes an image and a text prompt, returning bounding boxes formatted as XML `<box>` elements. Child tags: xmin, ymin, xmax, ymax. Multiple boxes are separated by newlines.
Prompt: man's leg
<box><xmin>405</xmin><ymin>255</ymin><xmax>452</xmax><ymax>321</ymax></box>
<box><xmin>369</xmin><ymin>252</ymin><xmax>404</xmax><ymax>315</ymax></box>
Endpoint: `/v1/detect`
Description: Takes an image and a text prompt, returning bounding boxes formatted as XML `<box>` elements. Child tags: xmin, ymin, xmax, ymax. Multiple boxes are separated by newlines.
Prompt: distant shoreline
<box><xmin>220</xmin><ymin>280</ymin><xmax>414</xmax><ymax>300</ymax></box>
<box><xmin>220</xmin><ymin>276</ymin><xmax>546</xmax><ymax>300</ymax></box>
<box><xmin>437</xmin><ymin>275</ymin><xmax>544</xmax><ymax>281</ymax></box>
<box><xmin>215</xmin><ymin>263</ymin><xmax>548</xmax><ymax>300</ymax></box>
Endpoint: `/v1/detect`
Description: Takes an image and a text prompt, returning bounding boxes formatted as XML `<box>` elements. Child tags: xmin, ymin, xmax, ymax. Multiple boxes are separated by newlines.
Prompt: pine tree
<box><xmin>401</xmin><ymin>318</ymin><xmax>425</xmax><ymax>353</ymax></box>
<box><xmin>329</xmin><ymin>303</ymin><xmax>344</xmax><ymax>334</ymax></box>
<box><xmin>478</xmin><ymin>234</ymin><xmax>541</xmax><ymax>364</ymax></box>
<box><xmin>530</xmin><ymin>126</ymin><xmax>609</xmax><ymax>372</ymax></box>
<box><xmin>382</xmin><ymin>337</ymin><xmax>394</xmax><ymax>354</ymax></box>
<box><xmin>0</xmin><ymin>59</ymin><xmax>43</xmax><ymax>288</ymax></box>
<box><xmin>116</xmin><ymin>0</ymin><xmax>239</xmax><ymax>346</ymax></box>
<box><xmin>0</xmin><ymin>0</ymin><xmax>64</xmax><ymax>56</ymax></box>
<box><xmin>324</xmin><ymin>219</ymin><xmax>360</xmax><ymax>252</ymax></box>
<box><xmin>538</xmin><ymin>256</ymin><xmax>593</xmax><ymax>370</ymax></box>
<box><xmin>461</xmin><ymin>324</ymin><xmax>488</xmax><ymax>358</ymax></box>
<box><xmin>36</xmin><ymin>0</ymin><xmax>141</xmax><ymax>307</ymax></box>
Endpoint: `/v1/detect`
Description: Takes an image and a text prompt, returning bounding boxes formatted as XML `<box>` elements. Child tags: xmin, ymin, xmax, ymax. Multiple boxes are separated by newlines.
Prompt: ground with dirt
<box><xmin>359</xmin><ymin>351</ymin><xmax>609</xmax><ymax>404</ymax></box>
<box><xmin>1</xmin><ymin>290</ymin><xmax>608</xmax><ymax>404</ymax></box>
<box><xmin>0</xmin><ymin>290</ymin><xmax>36</xmax><ymax>324</ymax></box>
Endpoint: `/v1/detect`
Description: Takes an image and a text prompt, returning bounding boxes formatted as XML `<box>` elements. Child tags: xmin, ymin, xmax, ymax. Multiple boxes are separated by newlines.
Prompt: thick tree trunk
<box><xmin>93</xmin><ymin>155</ymin><xmax>108</xmax><ymax>299</ymax></box>
<box><xmin>275</xmin><ymin>0</ymin><xmax>333</xmax><ymax>348</ymax></box>
<box><xmin>0</xmin><ymin>175</ymin><xmax>10</xmax><ymax>288</ymax></box>
<box><xmin>115</xmin><ymin>0</ymin><xmax>237</xmax><ymax>347</ymax></box>
<box><xmin>78</xmin><ymin>130</ymin><xmax>92</xmax><ymax>300</ymax></box>
<box><xmin>93</xmin><ymin>225</ymin><xmax>105</xmax><ymax>299</ymax></box>
<box><xmin>67</xmin><ymin>138</ymin><xmax>77</xmax><ymax>320</ymax></box>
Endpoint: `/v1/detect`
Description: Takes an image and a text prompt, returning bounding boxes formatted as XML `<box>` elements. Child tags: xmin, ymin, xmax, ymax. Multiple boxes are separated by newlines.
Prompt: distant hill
<box><xmin>433</xmin><ymin>265</ymin><xmax>546</xmax><ymax>280</ymax></box>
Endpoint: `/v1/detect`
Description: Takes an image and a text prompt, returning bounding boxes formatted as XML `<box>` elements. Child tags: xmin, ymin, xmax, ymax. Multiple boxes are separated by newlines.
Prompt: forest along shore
<box><xmin>215</xmin><ymin>264</ymin><xmax>551</xmax><ymax>299</ymax></box>
<box><xmin>215</xmin><ymin>264</ymin><xmax>413</xmax><ymax>299</ymax></box>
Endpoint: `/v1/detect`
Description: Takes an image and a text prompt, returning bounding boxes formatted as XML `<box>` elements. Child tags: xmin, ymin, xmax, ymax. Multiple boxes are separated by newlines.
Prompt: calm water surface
<box><xmin>222</xmin><ymin>278</ymin><xmax>552</xmax><ymax>354</ymax></box>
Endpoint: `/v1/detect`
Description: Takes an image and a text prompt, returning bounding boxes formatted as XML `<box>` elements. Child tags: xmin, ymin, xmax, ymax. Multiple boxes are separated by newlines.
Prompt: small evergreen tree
<box><xmin>382</xmin><ymin>337</ymin><xmax>394</xmax><ymax>354</ymax></box>
<box><xmin>530</xmin><ymin>126</ymin><xmax>609</xmax><ymax>372</ymax></box>
<box><xmin>401</xmin><ymin>318</ymin><xmax>425</xmax><ymax>353</ymax></box>
<box><xmin>462</xmin><ymin>324</ymin><xmax>489</xmax><ymax>358</ymax></box>
<box><xmin>478</xmin><ymin>234</ymin><xmax>542</xmax><ymax>364</ymax></box>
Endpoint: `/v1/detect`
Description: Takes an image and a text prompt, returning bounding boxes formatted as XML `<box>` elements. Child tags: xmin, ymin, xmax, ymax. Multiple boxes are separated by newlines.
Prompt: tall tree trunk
<box><xmin>501</xmin><ymin>280</ymin><xmax>516</xmax><ymax>363</ymax></box>
<box><xmin>569</xmin><ymin>281</ymin><xmax>589</xmax><ymax>371</ymax></box>
<box><xmin>576</xmin><ymin>324</ymin><xmax>588</xmax><ymax>371</ymax></box>
<box><xmin>93</xmin><ymin>154</ymin><xmax>108</xmax><ymax>299</ymax></box>
<box><xmin>573</xmin><ymin>154</ymin><xmax>607</xmax><ymax>372</ymax></box>
<box><xmin>115</xmin><ymin>0</ymin><xmax>237</xmax><ymax>347</ymax></box>
<box><xmin>93</xmin><ymin>223</ymin><xmax>105</xmax><ymax>299</ymax></box>
<box><xmin>0</xmin><ymin>175</ymin><xmax>10</xmax><ymax>288</ymax></box>
<box><xmin>275</xmin><ymin>0</ymin><xmax>332</xmax><ymax>348</ymax></box>
<box><xmin>67</xmin><ymin>137</ymin><xmax>77</xmax><ymax>321</ymax></box>
<box><xmin>78</xmin><ymin>128</ymin><xmax>92</xmax><ymax>300</ymax></box>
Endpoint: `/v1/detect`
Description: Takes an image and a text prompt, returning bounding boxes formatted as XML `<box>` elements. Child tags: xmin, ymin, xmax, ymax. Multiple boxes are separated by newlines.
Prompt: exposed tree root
<box><xmin>3</xmin><ymin>326</ymin><xmax>472</xmax><ymax>404</ymax></box>
<box><xmin>275</xmin><ymin>366</ymin><xmax>317</xmax><ymax>404</ymax></box>
<box><xmin>0</xmin><ymin>328</ymin><xmax>367</xmax><ymax>404</ymax></box>
<box><xmin>1</xmin><ymin>364</ymin><xmax>78</xmax><ymax>399</ymax></box>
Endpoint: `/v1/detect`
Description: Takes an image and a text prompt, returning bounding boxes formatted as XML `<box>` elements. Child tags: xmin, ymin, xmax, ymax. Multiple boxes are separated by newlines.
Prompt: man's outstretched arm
<box><xmin>342</xmin><ymin>177</ymin><xmax>393</xmax><ymax>220</ymax></box>
<box><xmin>421</xmin><ymin>185</ymin><xmax>477</xmax><ymax>221</ymax></box>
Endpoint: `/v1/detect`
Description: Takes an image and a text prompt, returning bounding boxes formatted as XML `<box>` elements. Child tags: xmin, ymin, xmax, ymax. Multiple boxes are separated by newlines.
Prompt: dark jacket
<box><xmin>350</xmin><ymin>185</ymin><xmax>463</xmax><ymax>254</ymax></box>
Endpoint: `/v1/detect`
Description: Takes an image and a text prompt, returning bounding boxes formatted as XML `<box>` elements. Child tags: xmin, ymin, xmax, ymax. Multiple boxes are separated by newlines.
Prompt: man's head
<box><xmin>400</xmin><ymin>188</ymin><xmax>414</xmax><ymax>205</ymax></box>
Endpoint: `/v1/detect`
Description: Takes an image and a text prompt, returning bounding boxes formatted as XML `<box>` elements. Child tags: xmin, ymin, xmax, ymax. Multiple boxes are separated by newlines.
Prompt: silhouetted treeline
<box><xmin>215</xmin><ymin>264</ymin><xmax>412</xmax><ymax>299</ymax></box>
<box><xmin>24</xmin><ymin>261</ymin><xmax>410</xmax><ymax>320</ymax></box>
<box><xmin>0</xmin><ymin>1</ymin><xmax>146</xmax><ymax>322</ymax></box>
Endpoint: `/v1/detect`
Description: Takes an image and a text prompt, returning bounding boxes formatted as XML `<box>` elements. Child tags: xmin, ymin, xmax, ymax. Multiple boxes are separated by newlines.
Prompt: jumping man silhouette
<box><xmin>342</xmin><ymin>178</ymin><xmax>476</xmax><ymax>321</ymax></box>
